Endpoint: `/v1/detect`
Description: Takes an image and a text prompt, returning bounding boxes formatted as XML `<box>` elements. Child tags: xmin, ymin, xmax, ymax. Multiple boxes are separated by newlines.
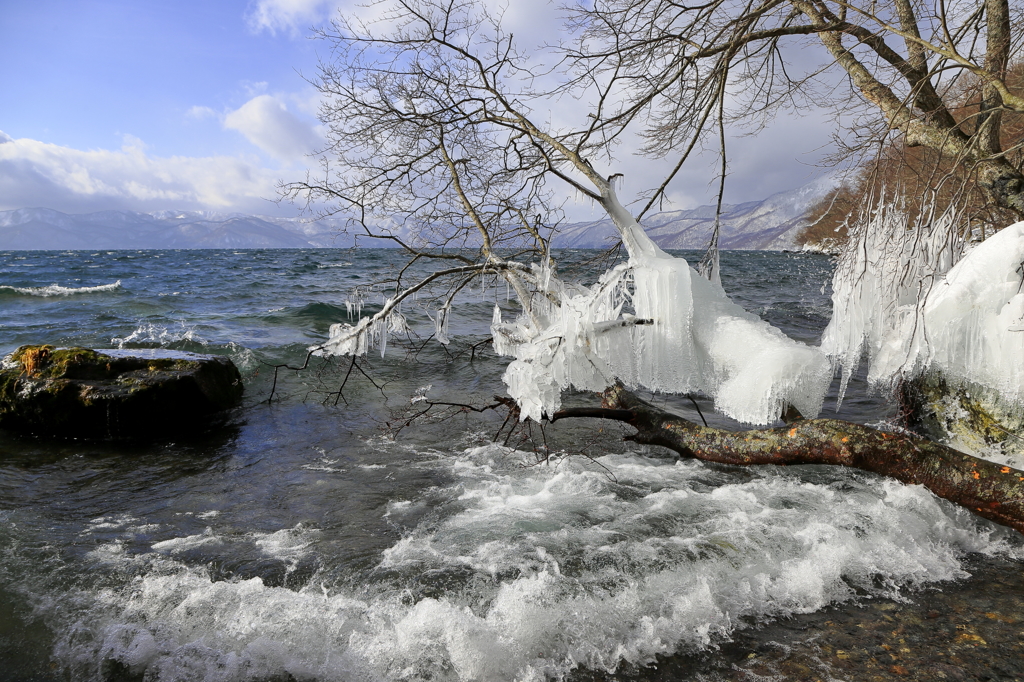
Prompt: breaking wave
<box><xmin>111</xmin><ymin>322</ymin><xmax>207</xmax><ymax>349</ymax></box>
<box><xmin>0</xmin><ymin>280</ymin><xmax>122</xmax><ymax>297</ymax></box>
<box><xmin>24</xmin><ymin>445</ymin><xmax>1023</xmax><ymax>682</ymax></box>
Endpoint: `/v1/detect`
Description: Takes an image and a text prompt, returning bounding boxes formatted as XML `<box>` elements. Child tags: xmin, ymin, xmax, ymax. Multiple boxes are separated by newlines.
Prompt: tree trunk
<box><xmin>977</xmin><ymin>159</ymin><xmax>1024</xmax><ymax>217</ymax></box>
<box><xmin>553</xmin><ymin>385</ymin><xmax>1024</xmax><ymax>535</ymax></box>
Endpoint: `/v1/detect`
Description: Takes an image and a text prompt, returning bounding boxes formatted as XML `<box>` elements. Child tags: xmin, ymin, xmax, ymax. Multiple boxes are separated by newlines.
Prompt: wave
<box><xmin>23</xmin><ymin>445</ymin><xmax>1024</xmax><ymax>682</ymax></box>
<box><xmin>111</xmin><ymin>322</ymin><xmax>207</xmax><ymax>349</ymax></box>
<box><xmin>0</xmin><ymin>280</ymin><xmax>122</xmax><ymax>297</ymax></box>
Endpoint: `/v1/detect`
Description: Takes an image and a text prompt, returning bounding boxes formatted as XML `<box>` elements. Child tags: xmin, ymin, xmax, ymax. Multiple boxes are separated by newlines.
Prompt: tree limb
<box><xmin>560</xmin><ymin>384</ymin><xmax>1024</xmax><ymax>535</ymax></box>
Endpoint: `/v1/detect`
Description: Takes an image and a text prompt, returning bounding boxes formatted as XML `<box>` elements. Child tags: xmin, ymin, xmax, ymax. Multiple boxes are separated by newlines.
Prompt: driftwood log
<box><xmin>552</xmin><ymin>385</ymin><xmax>1024</xmax><ymax>535</ymax></box>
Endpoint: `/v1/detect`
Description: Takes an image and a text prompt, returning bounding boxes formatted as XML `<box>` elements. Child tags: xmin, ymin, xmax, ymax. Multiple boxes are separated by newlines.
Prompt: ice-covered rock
<box><xmin>823</xmin><ymin>210</ymin><xmax>1024</xmax><ymax>458</ymax></box>
<box><xmin>825</xmin><ymin>218</ymin><xmax>1024</xmax><ymax>402</ymax></box>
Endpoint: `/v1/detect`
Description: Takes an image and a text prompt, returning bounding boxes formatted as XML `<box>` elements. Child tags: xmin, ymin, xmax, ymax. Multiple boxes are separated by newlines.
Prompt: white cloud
<box><xmin>224</xmin><ymin>94</ymin><xmax>323</xmax><ymax>163</ymax></box>
<box><xmin>242</xmin><ymin>80</ymin><xmax>270</xmax><ymax>97</ymax></box>
<box><xmin>186</xmin><ymin>105</ymin><xmax>217</xmax><ymax>120</ymax></box>
<box><xmin>245</xmin><ymin>0</ymin><xmax>333</xmax><ymax>36</ymax></box>
<box><xmin>0</xmin><ymin>133</ymin><xmax>292</xmax><ymax>215</ymax></box>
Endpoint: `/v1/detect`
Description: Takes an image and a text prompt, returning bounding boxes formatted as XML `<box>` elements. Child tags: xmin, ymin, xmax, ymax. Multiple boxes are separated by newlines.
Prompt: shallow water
<box><xmin>0</xmin><ymin>248</ymin><xmax>1021</xmax><ymax>681</ymax></box>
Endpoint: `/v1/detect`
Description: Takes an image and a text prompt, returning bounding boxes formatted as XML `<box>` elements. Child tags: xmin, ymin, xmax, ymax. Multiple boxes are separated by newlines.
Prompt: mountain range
<box><xmin>551</xmin><ymin>174</ymin><xmax>839</xmax><ymax>250</ymax></box>
<box><xmin>0</xmin><ymin>176</ymin><xmax>836</xmax><ymax>251</ymax></box>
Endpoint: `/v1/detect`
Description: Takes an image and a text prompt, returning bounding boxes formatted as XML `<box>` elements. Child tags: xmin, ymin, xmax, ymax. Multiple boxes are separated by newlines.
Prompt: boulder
<box><xmin>901</xmin><ymin>373</ymin><xmax>1024</xmax><ymax>467</ymax></box>
<box><xmin>0</xmin><ymin>345</ymin><xmax>243</xmax><ymax>439</ymax></box>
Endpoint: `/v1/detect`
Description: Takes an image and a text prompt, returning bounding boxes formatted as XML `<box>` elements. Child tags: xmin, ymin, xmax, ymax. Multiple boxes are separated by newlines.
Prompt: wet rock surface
<box><xmin>578</xmin><ymin>553</ymin><xmax>1024</xmax><ymax>682</ymax></box>
<box><xmin>902</xmin><ymin>374</ymin><xmax>1024</xmax><ymax>466</ymax></box>
<box><xmin>0</xmin><ymin>345</ymin><xmax>243</xmax><ymax>440</ymax></box>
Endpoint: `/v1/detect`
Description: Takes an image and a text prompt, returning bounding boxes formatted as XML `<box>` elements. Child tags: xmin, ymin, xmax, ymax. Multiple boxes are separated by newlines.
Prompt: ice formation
<box><xmin>494</xmin><ymin>198</ymin><xmax>832</xmax><ymax>424</ymax></box>
<box><xmin>921</xmin><ymin>222</ymin><xmax>1024</xmax><ymax>403</ymax></box>
<box><xmin>316</xmin><ymin>186</ymin><xmax>833</xmax><ymax>425</ymax></box>
<box><xmin>822</xmin><ymin>199</ymin><xmax>1024</xmax><ymax>409</ymax></box>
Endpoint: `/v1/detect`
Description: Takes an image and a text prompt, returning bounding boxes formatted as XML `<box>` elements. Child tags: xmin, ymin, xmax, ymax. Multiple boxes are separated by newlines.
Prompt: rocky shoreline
<box><xmin>577</xmin><ymin>552</ymin><xmax>1024</xmax><ymax>682</ymax></box>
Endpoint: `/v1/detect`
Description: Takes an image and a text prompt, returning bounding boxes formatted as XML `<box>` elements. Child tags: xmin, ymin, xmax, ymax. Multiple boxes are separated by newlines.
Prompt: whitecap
<box><xmin>38</xmin><ymin>446</ymin><xmax>1024</xmax><ymax>682</ymax></box>
<box><xmin>111</xmin><ymin>322</ymin><xmax>206</xmax><ymax>349</ymax></box>
<box><xmin>151</xmin><ymin>529</ymin><xmax>224</xmax><ymax>554</ymax></box>
<box><xmin>0</xmin><ymin>280</ymin><xmax>122</xmax><ymax>297</ymax></box>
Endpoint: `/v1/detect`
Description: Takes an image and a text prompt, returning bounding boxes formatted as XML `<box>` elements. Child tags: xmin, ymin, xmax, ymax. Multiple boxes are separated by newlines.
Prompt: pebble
<box><xmin>575</xmin><ymin>552</ymin><xmax>1024</xmax><ymax>682</ymax></box>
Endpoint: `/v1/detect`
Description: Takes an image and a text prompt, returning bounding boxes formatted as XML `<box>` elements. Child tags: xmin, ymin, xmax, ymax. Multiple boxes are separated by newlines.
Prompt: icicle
<box><xmin>344</xmin><ymin>288</ymin><xmax>366</xmax><ymax>319</ymax></box>
<box><xmin>821</xmin><ymin>191</ymin><xmax>971</xmax><ymax>405</ymax></box>
<box><xmin>434</xmin><ymin>306</ymin><xmax>451</xmax><ymax>345</ymax></box>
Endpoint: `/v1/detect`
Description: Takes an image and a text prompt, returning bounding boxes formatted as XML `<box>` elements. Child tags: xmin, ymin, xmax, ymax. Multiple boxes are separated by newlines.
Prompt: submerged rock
<box><xmin>0</xmin><ymin>345</ymin><xmax>243</xmax><ymax>439</ymax></box>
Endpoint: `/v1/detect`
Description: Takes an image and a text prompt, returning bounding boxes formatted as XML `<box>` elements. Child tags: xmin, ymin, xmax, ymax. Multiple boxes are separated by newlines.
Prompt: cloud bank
<box><xmin>0</xmin><ymin>131</ymin><xmax>292</xmax><ymax>215</ymax></box>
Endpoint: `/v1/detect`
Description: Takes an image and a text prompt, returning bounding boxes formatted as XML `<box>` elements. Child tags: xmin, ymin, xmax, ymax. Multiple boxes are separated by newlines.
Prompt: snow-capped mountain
<box><xmin>552</xmin><ymin>175</ymin><xmax>839</xmax><ymax>250</ymax></box>
<box><xmin>0</xmin><ymin>208</ymin><xmax>348</xmax><ymax>250</ymax></box>
<box><xmin>0</xmin><ymin>175</ymin><xmax>837</xmax><ymax>250</ymax></box>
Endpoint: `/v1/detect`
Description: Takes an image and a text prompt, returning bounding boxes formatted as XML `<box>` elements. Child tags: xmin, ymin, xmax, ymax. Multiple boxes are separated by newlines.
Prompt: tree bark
<box><xmin>553</xmin><ymin>385</ymin><xmax>1024</xmax><ymax>535</ymax></box>
<box><xmin>977</xmin><ymin>159</ymin><xmax>1024</xmax><ymax>216</ymax></box>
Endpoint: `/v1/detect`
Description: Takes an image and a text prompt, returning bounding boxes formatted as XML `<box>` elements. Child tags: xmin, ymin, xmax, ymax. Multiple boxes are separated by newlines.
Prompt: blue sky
<box><xmin>0</xmin><ymin>0</ymin><xmax>837</xmax><ymax>218</ymax></box>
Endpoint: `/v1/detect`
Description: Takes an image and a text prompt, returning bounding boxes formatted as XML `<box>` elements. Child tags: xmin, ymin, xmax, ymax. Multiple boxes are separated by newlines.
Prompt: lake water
<box><xmin>1</xmin><ymin>248</ymin><xmax>1021</xmax><ymax>681</ymax></box>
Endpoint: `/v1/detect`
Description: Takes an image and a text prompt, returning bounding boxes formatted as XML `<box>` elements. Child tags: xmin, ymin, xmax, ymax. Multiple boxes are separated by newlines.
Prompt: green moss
<box><xmin>8</xmin><ymin>345</ymin><xmax>112</xmax><ymax>379</ymax></box>
<box><xmin>910</xmin><ymin>374</ymin><xmax>1024</xmax><ymax>456</ymax></box>
<box><xmin>1</xmin><ymin>345</ymin><xmax>242</xmax><ymax>439</ymax></box>
<box><xmin>5</xmin><ymin>346</ymin><xmax>206</xmax><ymax>381</ymax></box>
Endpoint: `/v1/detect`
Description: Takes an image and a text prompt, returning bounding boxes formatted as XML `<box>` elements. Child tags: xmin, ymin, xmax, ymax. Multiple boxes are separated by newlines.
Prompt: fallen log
<box><xmin>551</xmin><ymin>385</ymin><xmax>1024</xmax><ymax>535</ymax></box>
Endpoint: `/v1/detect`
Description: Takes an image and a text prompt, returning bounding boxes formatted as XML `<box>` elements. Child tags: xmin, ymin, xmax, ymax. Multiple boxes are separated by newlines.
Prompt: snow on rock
<box><xmin>920</xmin><ymin>222</ymin><xmax>1024</xmax><ymax>403</ymax></box>
<box><xmin>823</xmin><ymin>202</ymin><xmax>1024</xmax><ymax>411</ymax></box>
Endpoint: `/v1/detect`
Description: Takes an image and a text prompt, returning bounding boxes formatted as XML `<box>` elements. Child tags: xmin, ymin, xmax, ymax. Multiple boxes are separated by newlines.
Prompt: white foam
<box><xmin>302</xmin><ymin>457</ymin><xmax>347</xmax><ymax>473</ymax></box>
<box><xmin>42</xmin><ymin>445</ymin><xmax>1023</xmax><ymax>682</ymax></box>
<box><xmin>151</xmin><ymin>529</ymin><xmax>225</xmax><ymax>554</ymax></box>
<box><xmin>252</xmin><ymin>526</ymin><xmax>320</xmax><ymax>560</ymax></box>
<box><xmin>111</xmin><ymin>322</ymin><xmax>206</xmax><ymax>349</ymax></box>
<box><xmin>98</xmin><ymin>348</ymin><xmax>214</xmax><ymax>361</ymax></box>
<box><xmin>83</xmin><ymin>514</ymin><xmax>138</xmax><ymax>533</ymax></box>
<box><xmin>0</xmin><ymin>280</ymin><xmax>122</xmax><ymax>297</ymax></box>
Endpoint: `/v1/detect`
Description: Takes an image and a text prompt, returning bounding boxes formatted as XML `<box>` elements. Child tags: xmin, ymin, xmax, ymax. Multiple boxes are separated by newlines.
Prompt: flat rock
<box><xmin>0</xmin><ymin>345</ymin><xmax>243</xmax><ymax>440</ymax></box>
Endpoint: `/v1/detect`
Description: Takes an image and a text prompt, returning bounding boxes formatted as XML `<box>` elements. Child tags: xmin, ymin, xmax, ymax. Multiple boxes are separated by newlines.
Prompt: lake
<box><xmin>1</xmin><ymin>248</ymin><xmax>1020</xmax><ymax>681</ymax></box>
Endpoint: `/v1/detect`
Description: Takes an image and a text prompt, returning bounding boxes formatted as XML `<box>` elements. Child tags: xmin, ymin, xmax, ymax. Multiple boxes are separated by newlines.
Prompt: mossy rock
<box><xmin>901</xmin><ymin>373</ymin><xmax>1024</xmax><ymax>463</ymax></box>
<box><xmin>0</xmin><ymin>345</ymin><xmax>243</xmax><ymax>440</ymax></box>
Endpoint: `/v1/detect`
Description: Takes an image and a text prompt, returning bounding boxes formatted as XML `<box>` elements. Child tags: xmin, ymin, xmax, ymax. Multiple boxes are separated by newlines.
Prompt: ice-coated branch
<box><xmin>299</xmin><ymin>0</ymin><xmax>843</xmax><ymax>426</ymax></box>
<box><xmin>311</xmin><ymin>262</ymin><xmax>513</xmax><ymax>357</ymax></box>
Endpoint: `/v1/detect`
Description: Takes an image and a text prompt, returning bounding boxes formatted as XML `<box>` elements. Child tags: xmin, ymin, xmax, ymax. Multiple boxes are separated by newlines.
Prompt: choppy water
<box><xmin>0</xmin><ymin>248</ymin><xmax>1021</xmax><ymax>682</ymax></box>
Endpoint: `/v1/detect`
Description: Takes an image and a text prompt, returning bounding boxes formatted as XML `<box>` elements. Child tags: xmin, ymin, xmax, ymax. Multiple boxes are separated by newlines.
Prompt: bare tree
<box><xmin>286</xmin><ymin>0</ymin><xmax>1024</xmax><ymax>534</ymax></box>
<box><xmin>286</xmin><ymin>0</ymin><xmax>689</xmax><ymax>359</ymax></box>
<box><xmin>565</xmin><ymin>0</ymin><xmax>1024</xmax><ymax>215</ymax></box>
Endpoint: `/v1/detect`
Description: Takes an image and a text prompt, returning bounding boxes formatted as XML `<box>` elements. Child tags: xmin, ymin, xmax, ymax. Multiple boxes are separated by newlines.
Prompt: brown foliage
<box><xmin>799</xmin><ymin>64</ymin><xmax>1024</xmax><ymax>248</ymax></box>
<box><xmin>17</xmin><ymin>345</ymin><xmax>52</xmax><ymax>378</ymax></box>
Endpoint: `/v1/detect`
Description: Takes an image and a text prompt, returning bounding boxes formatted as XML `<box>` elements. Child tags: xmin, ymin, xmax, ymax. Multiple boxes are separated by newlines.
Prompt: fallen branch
<box><xmin>553</xmin><ymin>385</ymin><xmax>1024</xmax><ymax>535</ymax></box>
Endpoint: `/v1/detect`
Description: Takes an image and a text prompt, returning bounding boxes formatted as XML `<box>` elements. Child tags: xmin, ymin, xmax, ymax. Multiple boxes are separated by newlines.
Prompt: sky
<box><xmin>0</xmin><ymin>0</ymin><xmax>840</xmax><ymax>220</ymax></box>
